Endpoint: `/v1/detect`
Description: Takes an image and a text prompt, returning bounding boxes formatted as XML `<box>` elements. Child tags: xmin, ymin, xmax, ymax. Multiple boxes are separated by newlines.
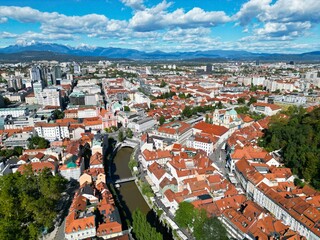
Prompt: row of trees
<box><xmin>260</xmin><ymin>106</ymin><xmax>320</xmax><ymax>189</ymax></box>
<box><xmin>117</xmin><ymin>128</ymin><xmax>133</xmax><ymax>142</ymax></box>
<box><xmin>105</xmin><ymin>126</ymin><xmax>118</xmax><ymax>133</ymax></box>
<box><xmin>175</xmin><ymin>202</ymin><xmax>228</xmax><ymax>240</ymax></box>
<box><xmin>182</xmin><ymin>104</ymin><xmax>218</xmax><ymax>118</ymax></box>
<box><xmin>235</xmin><ymin>106</ymin><xmax>265</xmax><ymax>121</ymax></box>
<box><xmin>153</xmin><ymin>91</ymin><xmax>176</xmax><ymax>100</ymax></box>
<box><xmin>237</xmin><ymin>96</ymin><xmax>257</xmax><ymax>106</ymax></box>
<box><xmin>52</xmin><ymin>109</ymin><xmax>64</xmax><ymax>119</ymax></box>
<box><xmin>0</xmin><ymin>146</ymin><xmax>23</xmax><ymax>160</ymax></box>
<box><xmin>27</xmin><ymin>136</ymin><xmax>50</xmax><ymax>149</ymax></box>
<box><xmin>0</xmin><ymin>166</ymin><xmax>67</xmax><ymax>239</ymax></box>
<box><xmin>132</xmin><ymin>209</ymin><xmax>162</xmax><ymax>240</ymax></box>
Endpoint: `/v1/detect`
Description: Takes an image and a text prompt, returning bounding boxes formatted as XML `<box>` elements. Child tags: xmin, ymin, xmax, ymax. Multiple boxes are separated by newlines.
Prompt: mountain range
<box><xmin>0</xmin><ymin>42</ymin><xmax>320</xmax><ymax>62</ymax></box>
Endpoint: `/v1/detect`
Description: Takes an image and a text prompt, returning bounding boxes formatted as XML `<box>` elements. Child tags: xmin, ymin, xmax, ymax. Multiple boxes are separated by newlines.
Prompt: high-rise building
<box><xmin>46</xmin><ymin>72</ymin><xmax>53</xmax><ymax>86</ymax></box>
<box><xmin>35</xmin><ymin>87</ymin><xmax>62</xmax><ymax>107</ymax></box>
<box><xmin>52</xmin><ymin>66</ymin><xmax>62</xmax><ymax>85</ymax></box>
<box><xmin>73</xmin><ymin>63</ymin><xmax>81</xmax><ymax>74</ymax></box>
<box><xmin>33</xmin><ymin>81</ymin><xmax>44</xmax><ymax>96</ymax></box>
<box><xmin>146</xmin><ymin>66</ymin><xmax>153</xmax><ymax>75</ymax></box>
<box><xmin>30</xmin><ymin>66</ymin><xmax>42</xmax><ymax>81</ymax></box>
<box><xmin>16</xmin><ymin>78</ymin><xmax>23</xmax><ymax>90</ymax></box>
<box><xmin>8</xmin><ymin>78</ymin><xmax>18</xmax><ymax>91</ymax></box>
<box><xmin>8</xmin><ymin>78</ymin><xmax>24</xmax><ymax>91</ymax></box>
<box><xmin>206</xmin><ymin>64</ymin><xmax>213</xmax><ymax>73</ymax></box>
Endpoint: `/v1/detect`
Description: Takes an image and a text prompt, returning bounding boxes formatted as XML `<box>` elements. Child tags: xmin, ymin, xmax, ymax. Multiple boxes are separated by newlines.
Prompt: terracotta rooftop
<box><xmin>193</xmin><ymin>121</ymin><xmax>228</xmax><ymax>137</ymax></box>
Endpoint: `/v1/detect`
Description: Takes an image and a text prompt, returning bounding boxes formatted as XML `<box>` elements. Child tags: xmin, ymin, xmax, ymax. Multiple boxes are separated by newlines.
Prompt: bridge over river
<box><xmin>107</xmin><ymin>176</ymin><xmax>136</xmax><ymax>184</ymax></box>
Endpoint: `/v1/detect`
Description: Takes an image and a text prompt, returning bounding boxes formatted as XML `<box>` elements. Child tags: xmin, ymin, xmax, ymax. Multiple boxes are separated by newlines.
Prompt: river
<box><xmin>110</xmin><ymin>147</ymin><xmax>173</xmax><ymax>239</ymax></box>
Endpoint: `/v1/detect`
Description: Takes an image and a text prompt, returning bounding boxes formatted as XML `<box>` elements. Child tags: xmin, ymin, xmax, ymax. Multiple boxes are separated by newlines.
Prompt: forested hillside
<box><xmin>260</xmin><ymin>106</ymin><xmax>320</xmax><ymax>189</ymax></box>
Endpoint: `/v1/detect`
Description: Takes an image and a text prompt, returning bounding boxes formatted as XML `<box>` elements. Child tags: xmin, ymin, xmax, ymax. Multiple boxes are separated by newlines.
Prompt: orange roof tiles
<box><xmin>193</xmin><ymin>121</ymin><xmax>228</xmax><ymax>137</ymax></box>
<box><xmin>142</xmin><ymin>149</ymin><xmax>172</xmax><ymax>161</ymax></box>
<box><xmin>96</xmin><ymin>222</ymin><xmax>122</xmax><ymax>236</ymax></box>
<box><xmin>65</xmin><ymin>212</ymin><xmax>95</xmax><ymax>234</ymax></box>
<box><xmin>148</xmin><ymin>162</ymin><xmax>166</xmax><ymax>180</ymax></box>
<box><xmin>158</xmin><ymin>121</ymin><xmax>191</xmax><ymax>135</ymax></box>
<box><xmin>17</xmin><ymin>161</ymin><xmax>55</xmax><ymax>174</ymax></box>
<box><xmin>90</xmin><ymin>152</ymin><xmax>103</xmax><ymax>166</ymax></box>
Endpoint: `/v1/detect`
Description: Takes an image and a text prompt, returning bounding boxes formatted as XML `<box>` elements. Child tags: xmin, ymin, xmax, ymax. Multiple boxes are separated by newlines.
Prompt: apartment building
<box><xmin>34</xmin><ymin>122</ymin><xmax>70</xmax><ymax>141</ymax></box>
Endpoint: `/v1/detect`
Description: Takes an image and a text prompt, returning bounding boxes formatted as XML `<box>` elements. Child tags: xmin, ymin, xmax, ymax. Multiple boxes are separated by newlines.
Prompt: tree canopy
<box><xmin>0</xmin><ymin>166</ymin><xmax>67</xmax><ymax>239</ymax></box>
<box><xmin>0</xmin><ymin>146</ymin><xmax>23</xmax><ymax>160</ymax></box>
<box><xmin>260</xmin><ymin>106</ymin><xmax>320</xmax><ymax>189</ymax></box>
<box><xmin>194</xmin><ymin>216</ymin><xmax>228</xmax><ymax>240</ymax></box>
<box><xmin>159</xmin><ymin>115</ymin><xmax>165</xmax><ymax>125</ymax></box>
<box><xmin>118</xmin><ymin>130</ymin><xmax>124</xmax><ymax>142</ymax></box>
<box><xmin>174</xmin><ymin>202</ymin><xmax>195</xmax><ymax>229</ymax></box>
<box><xmin>132</xmin><ymin>209</ymin><xmax>162</xmax><ymax>240</ymax></box>
<box><xmin>123</xmin><ymin>106</ymin><xmax>130</xmax><ymax>112</ymax></box>
<box><xmin>52</xmin><ymin>109</ymin><xmax>64</xmax><ymax>119</ymax></box>
<box><xmin>159</xmin><ymin>80</ymin><xmax>167</xmax><ymax>88</ymax></box>
<box><xmin>237</xmin><ymin>97</ymin><xmax>246</xmax><ymax>104</ymax></box>
<box><xmin>27</xmin><ymin>136</ymin><xmax>50</xmax><ymax>149</ymax></box>
<box><xmin>155</xmin><ymin>91</ymin><xmax>176</xmax><ymax>100</ymax></box>
<box><xmin>247</xmin><ymin>96</ymin><xmax>257</xmax><ymax>106</ymax></box>
<box><xmin>175</xmin><ymin>202</ymin><xmax>228</xmax><ymax>240</ymax></box>
<box><xmin>126</xmin><ymin>128</ymin><xmax>133</xmax><ymax>138</ymax></box>
<box><xmin>182</xmin><ymin>105</ymin><xmax>215</xmax><ymax>118</ymax></box>
<box><xmin>235</xmin><ymin>106</ymin><xmax>265</xmax><ymax>121</ymax></box>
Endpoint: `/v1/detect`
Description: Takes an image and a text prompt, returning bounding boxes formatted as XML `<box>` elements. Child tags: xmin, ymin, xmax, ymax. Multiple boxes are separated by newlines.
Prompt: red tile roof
<box><xmin>148</xmin><ymin>162</ymin><xmax>166</xmax><ymax>180</ymax></box>
<box><xmin>17</xmin><ymin>162</ymin><xmax>55</xmax><ymax>174</ymax></box>
<box><xmin>193</xmin><ymin>121</ymin><xmax>228</xmax><ymax>137</ymax></box>
<box><xmin>90</xmin><ymin>152</ymin><xmax>103</xmax><ymax>166</ymax></box>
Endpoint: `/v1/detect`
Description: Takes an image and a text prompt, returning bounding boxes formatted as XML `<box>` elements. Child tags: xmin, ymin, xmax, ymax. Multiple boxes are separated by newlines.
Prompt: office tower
<box><xmin>8</xmin><ymin>78</ymin><xmax>18</xmax><ymax>91</ymax></box>
<box><xmin>74</xmin><ymin>63</ymin><xmax>81</xmax><ymax>74</ymax></box>
<box><xmin>30</xmin><ymin>66</ymin><xmax>42</xmax><ymax>81</ymax></box>
<box><xmin>36</xmin><ymin>87</ymin><xmax>62</xmax><ymax>107</ymax></box>
<box><xmin>52</xmin><ymin>66</ymin><xmax>62</xmax><ymax>85</ymax></box>
<box><xmin>206</xmin><ymin>64</ymin><xmax>213</xmax><ymax>73</ymax></box>
<box><xmin>33</xmin><ymin>81</ymin><xmax>44</xmax><ymax>96</ymax></box>
<box><xmin>16</xmin><ymin>78</ymin><xmax>23</xmax><ymax>90</ymax></box>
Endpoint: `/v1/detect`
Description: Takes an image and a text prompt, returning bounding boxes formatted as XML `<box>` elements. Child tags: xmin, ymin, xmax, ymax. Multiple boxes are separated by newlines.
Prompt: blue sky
<box><xmin>0</xmin><ymin>0</ymin><xmax>319</xmax><ymax>53</ymax></box>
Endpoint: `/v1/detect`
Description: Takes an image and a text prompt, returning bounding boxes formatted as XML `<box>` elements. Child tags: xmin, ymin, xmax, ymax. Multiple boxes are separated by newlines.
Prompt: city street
<box><xmin>43</xmin><ymin>181</ymin><xmax>79</xmax><ymax>240</ymax></box>
<box><xmin>209</xmin><ymin>141</ymin><xmax>228</xmax><ymax>176</ymax></box>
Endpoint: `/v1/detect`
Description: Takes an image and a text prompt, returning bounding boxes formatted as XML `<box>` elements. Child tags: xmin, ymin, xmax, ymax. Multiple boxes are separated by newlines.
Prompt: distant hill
<box><xmin>0</xmin><ymin>51</ymin><xmax>129</xmax><ymax>63</ymax></box>
<box><xmin>0</xmin><ymin>42</ymin><xmax>319</xmax><ymax>62</ymax></box>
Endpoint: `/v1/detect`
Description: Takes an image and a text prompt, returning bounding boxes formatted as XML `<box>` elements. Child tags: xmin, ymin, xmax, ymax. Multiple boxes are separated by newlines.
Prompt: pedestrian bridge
<box><xmin>115</xmin><ymin>139</ymin><xmax>139</xmax><ymax>149</ymax></box>
<box><xmin>114</xmin><ymin>176</ymin><xmax>136</xmax><ymax>184</ymax></box>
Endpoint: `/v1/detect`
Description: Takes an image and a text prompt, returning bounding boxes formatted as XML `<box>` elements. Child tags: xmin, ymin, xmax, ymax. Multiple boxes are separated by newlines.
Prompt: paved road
<box><xmin>209</xmin><ymin>141</ymin><xmax>228</xmax><ymax>176</ymax></box>
<box><xmin>54</xmin><ymin>218</ymin><xmax>66</xmax><ymax>240</ymax></box>
<box><xmin>49</xmin><ymin>182</ymin><xmax>78</xmax><ymax>240</ymax></box>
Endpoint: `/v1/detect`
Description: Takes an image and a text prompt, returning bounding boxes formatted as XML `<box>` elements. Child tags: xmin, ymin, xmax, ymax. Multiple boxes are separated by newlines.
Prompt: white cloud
<box><xmin>234</xmin><ymin>0</ymin><xmax>271</xmax><ymax>26</ymax></box>
<box><xmin>235</xmin><ymin>0</ymin><xmax>320</xmax><ymax>41</ymax></box>
<box><xmin>129</xmin><ymin>1</ymin><xmax>231</xmax><ymax>31</ymax></box>
<box><xmin>0</xmin><ymin>16</ymin><xmax>7</xmax><ymax>23</ymax></box>
<box><xmin>254</xmin><ymin>21</ymin><xmax>312</xmax><ymax>40</ymax></box>
<box><xmin>0</xmin><ymin>6</ymin><xmax>114</xmax><ymax>34</ymax></box>
<box><xmin>1</xmin><ymin>31</ymin><xmax>17</xmax><ymax>38</ymax></box>
<box><xmin>120</xmin><ymin>0</ymin><xmax>145</xmax><ymax>10</ymax></box>
<box><xmin>260</xmin><ymin>0</ymin><xmax>320</xmax><ymax>23</ymax></box>
<box><xmin>1</xmin><ymin>30</ymin><xmax>76</xmax><ymax>41</ymax></box>
<box><xmin>162</xmin><ymin>27</ymin><xmax>212</xmax><ymax>46</ymax></box>
<box><xmin>0</xmin><ymin>2</ymin><xmax>319</xmax><ymax>53</ymax></box>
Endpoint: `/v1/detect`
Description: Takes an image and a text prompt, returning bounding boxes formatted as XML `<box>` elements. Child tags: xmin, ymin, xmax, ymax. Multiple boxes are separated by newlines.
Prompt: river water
<box><xmin>110</xmin><ymin>147</ymin><xmax>173</xmax><ymax>239</ymax></box>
